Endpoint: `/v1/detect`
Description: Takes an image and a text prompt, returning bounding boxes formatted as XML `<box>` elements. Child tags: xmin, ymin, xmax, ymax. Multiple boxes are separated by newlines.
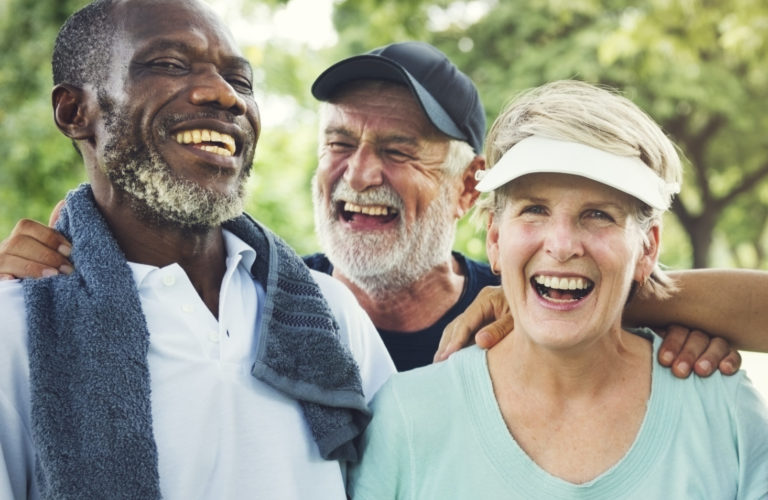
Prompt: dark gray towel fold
<box><xmin>23</xmin><ymin>184</ymin><xmax>370</xmax><ymax>499</ymax></box>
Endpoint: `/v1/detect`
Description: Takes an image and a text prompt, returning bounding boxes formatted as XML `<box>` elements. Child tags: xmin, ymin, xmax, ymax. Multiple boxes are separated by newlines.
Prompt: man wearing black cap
<box><xmin>305</xmin><ymin>41</ymin><xmax>499</xmax><ymax>371</ymax></box>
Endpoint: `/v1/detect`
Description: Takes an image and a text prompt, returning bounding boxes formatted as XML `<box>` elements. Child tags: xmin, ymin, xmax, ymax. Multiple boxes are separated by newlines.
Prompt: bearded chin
<box><xmin>107</xmin><ymin>155</ymin><xmax>248</xmax><ymax>231</ymax></box>
<box><xmin>100</xmin><ymin>113</ymin><xmax>249</xmax><ymax>231</ymax></box>
<box><xmin>313</xmin><ymin>179</ymin><xmax>457</xmax><ymax>298</ymax></box>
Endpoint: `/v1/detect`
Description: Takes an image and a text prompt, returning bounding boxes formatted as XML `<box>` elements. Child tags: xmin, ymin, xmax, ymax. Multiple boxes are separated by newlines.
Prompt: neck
<box><xmin>95</xmin><ymin>191</ymin><xmax>227</xmax><ymax>318</ymax></box>
<box><xmin>486</xmin><ymin>326</ymin><xmax>652</xmax><ymax>484</ymax></box>
<box><xmin>488</xmin><ymin>326</ymin><xmax>651</xmax><ymax>397</ymax></box>
<box><xmin>333</xmin><ymin>255</ymin><xmax>466</xmax><ymax>332</ymax></box>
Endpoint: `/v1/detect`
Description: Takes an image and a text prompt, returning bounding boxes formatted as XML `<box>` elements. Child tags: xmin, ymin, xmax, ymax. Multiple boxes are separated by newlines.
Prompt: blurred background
<box><xmin>1</xmin><ymin>0</ymin><xmax>766</xmax><ymax>394</ymax></box>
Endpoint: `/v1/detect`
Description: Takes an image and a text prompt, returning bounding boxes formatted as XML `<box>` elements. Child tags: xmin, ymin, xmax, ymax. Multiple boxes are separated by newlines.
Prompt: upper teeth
<box><xmin>534</xmin><ymin>275</ymin><xmax>590</xmax><ymax>290</ymax></box>
<box><xmin>175</xmin><ymin>129</ymin><xmax>236</xmax><ymax>156</ymax></box>
<box><xmin>344</xmin><ymin>202</ymin><xmax>397</xmax><ymax>216</ymax></box>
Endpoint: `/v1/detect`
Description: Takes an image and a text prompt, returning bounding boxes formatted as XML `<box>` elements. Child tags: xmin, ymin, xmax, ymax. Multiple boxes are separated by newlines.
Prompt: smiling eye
<box><xmin>384</xmin><ymin>149</ymin><xmax>414</xmax><ymax>162</ymax></box>
<box><xmin>521</xmin><ymin>204</ymin><xmax>548</xmax><ymax>216</ymax></box>
<box><xmin>226</xmin><ymin>76</ymin><xmax>253</xmax><ymax>95</ymax></box>
<box><xmin>148</xmin><ymin>58</ymin><xmax>186</xmax><ymax>72</ymax></box>
<box><xmin>328</xmin><ymin>141</ymin><xmax>355</xmax><ymax>152</ymax></box>
<box><xmin>585</xmin><ymin>209</ymin><xmax>615</xmax><ymax>222</ymax></box>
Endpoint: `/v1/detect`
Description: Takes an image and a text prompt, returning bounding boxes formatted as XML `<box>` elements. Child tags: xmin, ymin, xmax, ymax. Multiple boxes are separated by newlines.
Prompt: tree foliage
<box><xmin>0</xmin><ymin>0</ymin><xmax>88</xmax><ymax>235</ymax></box>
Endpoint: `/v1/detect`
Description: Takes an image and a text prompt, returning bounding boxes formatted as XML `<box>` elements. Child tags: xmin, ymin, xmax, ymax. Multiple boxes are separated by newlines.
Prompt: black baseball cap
<box><xmin>311</xmin><ymin>41</ymin><xmax>485</xmax><ymax>154</ymax></box>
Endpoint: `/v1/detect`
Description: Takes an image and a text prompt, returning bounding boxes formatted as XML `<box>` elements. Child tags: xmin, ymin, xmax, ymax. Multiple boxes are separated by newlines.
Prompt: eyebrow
<box><xmin>323</xmin><ymin>127</ymin><xmax>356</xmax><ymax>139</ymax></box>
<box><xmin>134</xmin><ymin>39</ymin><xmax>253</xmax><ymax>74</ymax></box>
<box><xmin>513</xmin><ymin>194</ymin><xmax>626</xmax><ymax>210</ymax></box>
<box><xmin>323</xmin><ymin>127</ymin><xmax>420</xmax><ymax>147</ymax></box>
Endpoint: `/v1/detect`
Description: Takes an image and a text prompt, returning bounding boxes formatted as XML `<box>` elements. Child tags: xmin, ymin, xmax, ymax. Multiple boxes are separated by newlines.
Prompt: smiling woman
<box><xmin>348</xmin><ymin>80</ymin><xmax>768</xmax><ymax>499</ymax></box>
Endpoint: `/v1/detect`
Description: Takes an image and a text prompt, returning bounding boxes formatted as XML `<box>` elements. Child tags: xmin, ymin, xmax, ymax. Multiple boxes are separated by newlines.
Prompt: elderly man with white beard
<box><xmin>304</xmin><ymin>42</ymin><xmax>496</xmax><ymax>371</ymax></box>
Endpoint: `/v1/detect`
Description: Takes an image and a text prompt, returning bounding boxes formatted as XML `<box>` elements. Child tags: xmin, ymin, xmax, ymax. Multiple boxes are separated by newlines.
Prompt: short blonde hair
<box><xmin>479</xmin><ymin>80</ymin><xmax>682</xmax><ymax>299</ymax></box>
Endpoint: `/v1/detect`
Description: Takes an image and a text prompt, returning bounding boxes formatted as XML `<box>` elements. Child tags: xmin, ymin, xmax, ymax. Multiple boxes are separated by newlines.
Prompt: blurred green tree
<box><xmin>0</xmin><ymin>0</ymin><xmax>88</xmax><ymax>235</ymax></box>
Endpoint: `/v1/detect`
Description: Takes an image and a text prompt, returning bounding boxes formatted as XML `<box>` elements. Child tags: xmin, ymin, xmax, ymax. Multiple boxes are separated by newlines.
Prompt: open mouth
<box><xmin>175</xmin><ymin>129</ymin><xmax>237</xmax><ymax>157</ymax></box>
<box><xmin>532</xmin><ymin>275</ymin><xmax>594</xmax><ymax>303</ymax></box>
<box><xmin>338</xmin><ymin>201</ymin><xmax>399</xmax><ymax>223</ymax></box>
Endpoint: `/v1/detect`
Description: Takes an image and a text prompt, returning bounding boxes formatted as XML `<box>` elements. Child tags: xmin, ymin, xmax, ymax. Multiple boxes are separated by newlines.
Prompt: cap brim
<box><xmin>311</xmin><ymin>55</ymin><xmax>468</xmax><ymax>144</ymax></box>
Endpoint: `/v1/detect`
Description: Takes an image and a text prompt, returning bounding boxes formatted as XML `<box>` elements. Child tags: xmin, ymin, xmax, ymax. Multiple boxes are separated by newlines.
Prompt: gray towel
<box><xmin>23</xmin><ymin>184</ymin><xmax>370</xmax><ymax>499</ymax></box>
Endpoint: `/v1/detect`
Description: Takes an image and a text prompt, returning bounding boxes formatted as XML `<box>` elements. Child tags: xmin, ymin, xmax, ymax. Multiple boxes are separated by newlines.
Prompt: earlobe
<box><xmin>455</xmin><ymin>155</ymin><xmax>485</xmax><ymax>218</ymax></box>
<box><xmin>486</xmin><ymin>213</ymin><xmax>500</xmax><ymax>274</ymax></box>
<box><xmin>634</xmin><ymin>224</ymin><xmax>661</xmax><ymax>282</ymax></box>
<box><xmin>52</xmin><ymin>84</ymin><xmax>94</xmax><ymax>140</ymax></box>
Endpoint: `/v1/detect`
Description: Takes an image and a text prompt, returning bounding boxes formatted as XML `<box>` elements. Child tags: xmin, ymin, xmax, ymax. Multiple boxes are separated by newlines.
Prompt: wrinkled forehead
<box><xmin>321</xmin><ymin>81</ymin><xmax>446</xmax><ymax>141</ymax></box>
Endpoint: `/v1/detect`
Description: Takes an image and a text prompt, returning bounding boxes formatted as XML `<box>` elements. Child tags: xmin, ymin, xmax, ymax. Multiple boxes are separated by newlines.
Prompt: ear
<box><xmin>52</xmin><ymin>84</ymin><xmax>95</xmax><ymax>141</ymax></box>
<box><xmin>486</xmin><ymin>211</ymin><xmax>500</xmax><ymax>275</ymax></box>
<box><xmin>455</xmin><ymin>155</ymin><xmax>486</xmax><ymax>219</ymax></box>
<box><xmin>633</xmin><ymin>223</ymin><xmax>661</xmax><ymax>283</ymax></box>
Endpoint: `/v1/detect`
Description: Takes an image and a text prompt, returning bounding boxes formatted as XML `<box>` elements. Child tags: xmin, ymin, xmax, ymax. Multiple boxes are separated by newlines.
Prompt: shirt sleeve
<box><xmin>0</xmin><ymin>280</ymin><xmax>38</xmax><ymax>499</ymax></box>
<box><xmin>734</xmin><ymin>371</ymin><xmax>768</xmax><ymax>498</ymax></box>
<box><xmin>310</xmin><ymin>271</ymin><xmax>396</xmax><ymax>402</ymax></box>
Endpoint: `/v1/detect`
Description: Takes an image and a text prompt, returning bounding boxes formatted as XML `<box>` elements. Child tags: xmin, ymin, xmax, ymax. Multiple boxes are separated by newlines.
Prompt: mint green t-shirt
<box><xmin>348</xmin><ymin>333</ymin><xmax>768</xmax><ymax>499</ymax></box>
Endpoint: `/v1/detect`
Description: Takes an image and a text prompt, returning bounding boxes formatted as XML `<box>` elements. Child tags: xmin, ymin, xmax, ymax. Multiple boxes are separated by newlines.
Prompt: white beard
<box><xmin>313</xmin><ymin>176</ymin><xmax>457</xmax><ymax>298</ymax></box>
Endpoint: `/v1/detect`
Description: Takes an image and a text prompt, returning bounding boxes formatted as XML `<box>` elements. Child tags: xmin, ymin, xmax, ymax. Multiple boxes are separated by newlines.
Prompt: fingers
<box><xmin>674</xmin><ymin>328</ymin><xmax>709</xmax><ymax>378</ymax></box>
<box><xmin>657</xmin><ymin>324</ymin><xmax>688</xmax><ymax>367</ymax></box>
<box><xmin>657</xmin><ymin>325</ymin><xmax>704</xmax><ymax>377</ymax></box>
<box><xmin>0</xmin><ymin>219</ymin><xmax>73</xmax><ymax>278</ymax></box>
<box><xmin>657</xmin><ymin>325</ymin><xmax>740</xmax><ymax>378</ymax></box>
<box><xmin>434</xmin><ymin>286</ymin><xmax>511</xmax><ymax>363</ymax></box>
<box><xmin>687</xmin><ymin>336</ymin><xmax>740</xmax><ymax>377</ymax></box>
<box><xmin>718</xmin><ymin>349</ymin><xmax>742</xmax><ymax>376</ymax></box>
<box><xmin>435</xmin><ymin>306</ymin><xmax>487</xmax><ymax>363</ymax></box>
<box><xmin>475</xmin><ymin>315</ymin><xmax>516</xmax><ymax>349</ymax></box>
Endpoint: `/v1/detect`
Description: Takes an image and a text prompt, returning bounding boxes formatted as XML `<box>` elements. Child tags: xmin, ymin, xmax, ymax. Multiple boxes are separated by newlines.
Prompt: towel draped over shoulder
<box><xmin>23</xmin><ymin>184</ymin><xmax>370</xmax><ymax>499</ymax></box>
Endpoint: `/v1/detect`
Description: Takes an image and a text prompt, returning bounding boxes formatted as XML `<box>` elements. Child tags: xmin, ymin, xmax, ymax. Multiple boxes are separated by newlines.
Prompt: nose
<box><xmin>343</xmin><ymin>143</ymin><xmax>384</xmax><ymax>191</ymax></box>
<box><xmin>189</xmin><ymin>66</ymin><xmax>248</xmax><ymax>116</ymax></box>
<box><xmin>543</xmin><ymin>216</ymin><xmax>585</xmax><ymax>262</ymax></box>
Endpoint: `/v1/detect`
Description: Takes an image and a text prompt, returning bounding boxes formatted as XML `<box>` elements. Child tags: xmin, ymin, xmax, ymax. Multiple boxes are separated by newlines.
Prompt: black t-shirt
<box><xmin>303</xmin><ymin>252</ymin><xmax>500</xmax><ymax>371</ymax></box>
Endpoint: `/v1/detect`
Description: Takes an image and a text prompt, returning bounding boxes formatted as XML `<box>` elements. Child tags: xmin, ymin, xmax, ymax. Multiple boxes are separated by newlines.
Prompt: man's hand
<box><xmin>434</xmin><ymin>285</ymin><xmax>743</xmax><ymax>379</ymax></box>
<box><xmin>434</xmin><ymin>285</ymin><xmax>512</xmax><ymax>362</ymax></box>
<box><xmin>0</xmin><ymin>201</ymin><xmax>72</xmax><ymax>280</ymax></box>
<box><xmin>657</xmin><ymin>324</ymin><xmax>741</xmax><ymax>377</ymax></box>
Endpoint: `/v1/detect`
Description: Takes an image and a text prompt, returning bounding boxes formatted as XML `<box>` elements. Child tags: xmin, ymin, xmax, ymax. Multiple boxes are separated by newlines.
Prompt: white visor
<box><xmin>475</xmin><ymin>135</ymin><xmax>680</xmax><ymax>210</ymax></box>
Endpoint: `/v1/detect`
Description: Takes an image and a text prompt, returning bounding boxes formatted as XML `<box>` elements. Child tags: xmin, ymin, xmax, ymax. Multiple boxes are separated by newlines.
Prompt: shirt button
<box><xmin>208</xmin><ymin>330</ymin><xmax>220</xmax><ymax>343</ymax></box>
<box><xmin>162</xmin><ymin>275</ymin><xmax>176</xmax><ymax>287</ymax></box>
<box><xmin>181</xmin><ymin>304</ymin><xmax>194</xmax><ymax>313</ymax></box>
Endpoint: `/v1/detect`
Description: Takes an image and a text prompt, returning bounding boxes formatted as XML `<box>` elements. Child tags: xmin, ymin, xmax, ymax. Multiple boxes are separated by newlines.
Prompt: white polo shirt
<box><xmin>0</xmin><ymin>230</ymin><xmax>395</xmax><ymax>500</ymax></box>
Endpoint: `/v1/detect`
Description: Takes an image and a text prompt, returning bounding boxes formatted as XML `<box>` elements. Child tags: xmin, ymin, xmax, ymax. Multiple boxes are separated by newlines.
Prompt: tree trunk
<box><xmin>674</xmin><ymin>206</ymin><xmax>718</xmax><ymax>269</ymax></box>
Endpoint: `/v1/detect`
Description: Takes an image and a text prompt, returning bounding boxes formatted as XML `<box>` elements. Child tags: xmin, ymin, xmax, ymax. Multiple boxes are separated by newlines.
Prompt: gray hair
<box><xmin>52</xmin><ymin>0</ymin><xmax>117</xmax><ymax>90</ymax></box>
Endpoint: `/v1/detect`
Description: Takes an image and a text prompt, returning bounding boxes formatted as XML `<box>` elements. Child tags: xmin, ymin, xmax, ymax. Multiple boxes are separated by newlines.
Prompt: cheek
<box><xmin>590</xmin><ymin>236</ymin><xmax>641</xmax><ymax>284</ymax></box>
<box><xmin>315</xmin><ymin>153</ymin><xmax>345</xmax><ymax>197</ymax></box>
<box><xmin>395</xmin><ymin>172</ymin><xmax>442</xmax><ymax>215</ymax></box>
<box><xmin>497</xmin><ymin>224</ymin><xmax>539</xmax><ymax>271</ymax></box>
